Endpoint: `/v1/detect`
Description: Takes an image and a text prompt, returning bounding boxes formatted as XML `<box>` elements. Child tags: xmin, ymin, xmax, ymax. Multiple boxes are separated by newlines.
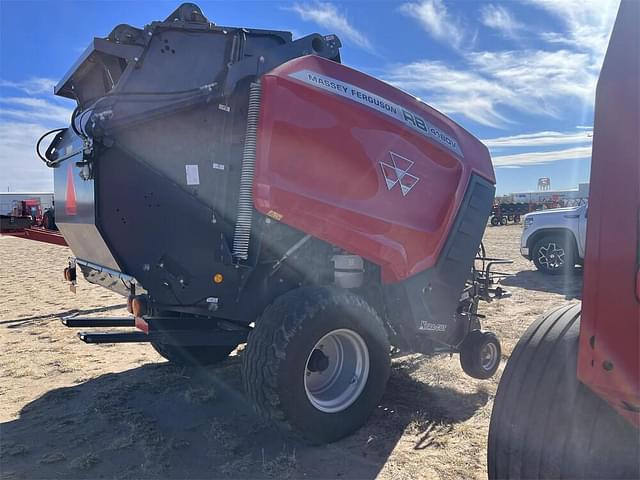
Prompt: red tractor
<box><xmin>488</xmin><ymin>2</ymin><xmax>639</xmax><ymax>477</ymax></box>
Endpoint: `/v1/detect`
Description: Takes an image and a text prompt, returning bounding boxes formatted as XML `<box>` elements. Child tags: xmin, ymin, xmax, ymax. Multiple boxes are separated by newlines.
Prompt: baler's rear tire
<box><xmin>488</xmin><ymin>303</ymin><xmax>640</xmax><ymax>479</ymax></box>
<box><xmin>151</xmin><ymin>342</ymin><xmax>236</xmax><ymax>366</ymax></box>
<box><xmin>242</xmin><ymin>286</ymin><xmax>390</xmax><ymax>444</ymax></box>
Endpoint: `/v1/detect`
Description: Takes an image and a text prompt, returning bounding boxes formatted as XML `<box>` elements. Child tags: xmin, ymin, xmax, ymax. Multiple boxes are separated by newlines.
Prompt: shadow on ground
<box><xmin>501</xmin><ymin>269</ymin><xmax>583</xmax><ymax>300</ymax></box>
<box><xmin>0</xmin><ymin>304</ymin><xmax>128</xmax><ymax>328</ymax></box>
<box><xmin>1</xmin><ymin>356</ymin><xmax>488</xmax><ymax>479</ymax></box>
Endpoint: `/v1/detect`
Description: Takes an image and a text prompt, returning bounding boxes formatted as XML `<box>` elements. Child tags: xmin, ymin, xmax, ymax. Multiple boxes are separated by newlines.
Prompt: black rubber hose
<box><xmin>36</xmin><ymin>128</ymin><xmax>67</xmax><ymax>166</ymax></box>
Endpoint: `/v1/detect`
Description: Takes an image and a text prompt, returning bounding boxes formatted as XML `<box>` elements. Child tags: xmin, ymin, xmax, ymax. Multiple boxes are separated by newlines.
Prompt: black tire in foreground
<box><xmin>488</xmin><ymin>303</ymin><xmax>640</xmax><ymax>479</ymax></box>
<box><xmin>151</xmin><ymin>342</ymin><xmax>236</xmax><ymax>366</ymax></box>
<box><xmin>459</xmin><ymin>330</ymin><xmax>501</xmax><ymax>379</ymax></box>
<box><xmin>242</xmin><ymin>286</ymin><xmax>390</xmax><ymax>444</ymax></box>
<box><xmin>532</xmin><ymin>233</ymin><xmax>576</xmax><ymax>275</ymax></box>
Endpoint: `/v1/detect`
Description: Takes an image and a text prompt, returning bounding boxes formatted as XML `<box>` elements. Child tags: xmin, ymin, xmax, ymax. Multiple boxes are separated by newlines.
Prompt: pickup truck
<box><xmin>520</xmin><ymin>205</ymin><xmax>587</xmax><ymax>274</ymax></box>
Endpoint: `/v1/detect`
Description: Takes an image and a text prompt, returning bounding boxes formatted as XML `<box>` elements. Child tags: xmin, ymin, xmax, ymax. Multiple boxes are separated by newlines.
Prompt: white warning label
<box><xmin>185</xmin><ymin>164</ymin><xmax>200</xmax><ymax>185</ymax></box>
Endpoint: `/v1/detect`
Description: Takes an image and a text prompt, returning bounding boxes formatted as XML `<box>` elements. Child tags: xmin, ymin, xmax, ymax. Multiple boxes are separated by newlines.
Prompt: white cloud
<box><xmin>492</xmin><ymin>145</ymin><xmax>592</xmax><ymax>167</ymax></box>
<box><xmin>384</xmin><ymin>47</ymin><xmax>597</xmax><ymax>128</ymax></box>
<box><xmin>467</xmin><ymin>49</ymin><xmax>597</xmax><ymax>112</ymax></box>
<box><xmin>481</xmin><ymin>4</ymin><xmax>524</xmax><ymax>39</ymax></box>
<box><xmin>384</xmin><ymin>60</ymin><xmax>516</xmax><ymax>128</ymax></box>
<box><xmin>399</xmin><ymin>0</ymin><xmax>465</xmax><ymax>49</ymax></box>
<box><xmin>0</xmin><ymin>122</ymin><xmax>57</xmax><ymax>191</ymax></box>
<box><xmin>384</xmin><ymin>0</ymin><xmax>619</xmax><ymax>129</ymax></box>
<box><xmin>527</xmin><ymin>0</ymin><xmax>619</xmax><ymax>60</ymax></box>
<box><xmin>286</xmin><ymin>2</ymin><xmax>372</xmax><ymax>50</ymax></box>
<box><xmin>0</xmin><ymin>97</ymin><xmax>72</xmax><ymax>124</ymax></box>
<box><xmin>0</xmin><ymin>92</ymin><xmax>73</xmax><ymax>191</ymax></box>
<box><xmin>483</xmin><ymin>130</ymin><xmax>592</xmax><ymax>148</ymax></box>
<box><xmin>0</xmin><ymin>78</ymin><xmax>57</xmax><ymax>95</ymax></box>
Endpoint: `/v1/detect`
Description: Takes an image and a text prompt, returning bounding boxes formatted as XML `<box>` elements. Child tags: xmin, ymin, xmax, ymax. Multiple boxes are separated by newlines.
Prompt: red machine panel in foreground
<box><xmin>254</xmin><ymin>56</ymin><xmax>495</xmax><ymax>283</ymax></box>
<box><xmin>577</xmin><ymin>0</ymin><xmax>640</xmax><ymax>428</ymax></box>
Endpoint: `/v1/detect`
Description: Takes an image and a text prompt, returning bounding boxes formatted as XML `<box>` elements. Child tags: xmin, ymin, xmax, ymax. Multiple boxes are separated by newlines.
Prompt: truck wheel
<box><xmin>532</xmin><ymin>234</ymin><xmax>576</xmax><ymax>274</ymax></box>
<box><xmin>491</xmin><ymin>216</ymin><xmax>500</xmax><ymax>226</ymax></box>
<box><xmin>513</xmin><ymin>214</ymin><xmax>521</xmax><ymax>223</ymax></box>
<box><xmin>499</xmin><ymin>216</ymin><xmax>508</xmax><ymax>226</ymax></box>
<box><xmin>459</xmin><ymin>330</ymin><xmax>501</xmax><ymax>379</ymax></box>
<box><xmin>242</xmin><ymin>286</ymin><xmax>390</xmax><ymax>444</ymax></box>
<box><xmin>488</xmin><ymin>304</ymin><xmax>639</xmax><ymax>479</ymax></box>
<box><xmin>151</xmin><ymin>342</ymin><xmax>236</xmax><ymax>366</ymax></box>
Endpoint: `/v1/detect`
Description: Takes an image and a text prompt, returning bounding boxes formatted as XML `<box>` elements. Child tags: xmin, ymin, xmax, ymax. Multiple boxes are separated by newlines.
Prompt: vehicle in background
<box><xmin>520</xmin><ymin>204</ymin><xmax>587</xmax><ymax>274</ymax></box>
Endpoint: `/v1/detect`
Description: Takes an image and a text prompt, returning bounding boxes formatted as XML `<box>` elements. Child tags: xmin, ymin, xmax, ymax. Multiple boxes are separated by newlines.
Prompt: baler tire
<box><xmin>487</xmin><ymin>303</ymin><xmax>640</xmax><ymax>479</ymax></box>
<box><xmin>459</xmin><ymin>330</ymin><xmax>501</xmax><ymax>379</ymax></box>
<box><xmin>151</xmin><ymin>342</ymin><xmax>236</xmax><ymax>366</ymax></box>
<box><xmin>242</xmin><ymin>286</ymin><xmax>390</xmax><ymax>444</ymax></box>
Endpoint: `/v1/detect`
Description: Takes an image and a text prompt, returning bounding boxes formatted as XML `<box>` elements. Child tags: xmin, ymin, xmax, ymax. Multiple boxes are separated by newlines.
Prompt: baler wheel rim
<box><xmin>303</xmin><ymin>328</ymin><xmax>370</xmax><ymax>413</ymax></box>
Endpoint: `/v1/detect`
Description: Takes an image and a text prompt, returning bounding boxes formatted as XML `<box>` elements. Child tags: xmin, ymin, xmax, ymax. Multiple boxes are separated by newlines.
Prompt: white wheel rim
<box><xmin>481</xmin><ymin>342</ymin><xmax>498</xmax><ymax>371</ymax></box>
<box><xmin>304</xmin><ymin>328</ymin><xmax>370</xmax><ymax>413</ymax></box>
<box><xmin>538</xmin><ymin>242</ymin><xmax>566</xmax><ymax>269</ymax></box>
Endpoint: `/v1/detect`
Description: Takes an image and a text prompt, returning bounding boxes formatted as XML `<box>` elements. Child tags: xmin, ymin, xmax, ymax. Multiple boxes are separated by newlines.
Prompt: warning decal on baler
<box><xmin>289</xmin><ymin>70</ymin><xmax>463</xmax><ymax>157</ymax></box>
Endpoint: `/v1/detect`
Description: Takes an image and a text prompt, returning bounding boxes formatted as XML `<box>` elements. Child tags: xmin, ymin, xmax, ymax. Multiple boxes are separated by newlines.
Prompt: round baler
<box><xmin>42</xmin><ymin>3</ymin><xmax>509</xmax><ymax>443</ymax></box>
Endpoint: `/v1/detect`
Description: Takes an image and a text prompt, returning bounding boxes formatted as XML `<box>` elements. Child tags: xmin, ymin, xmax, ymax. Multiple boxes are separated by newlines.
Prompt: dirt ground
<box><xmin>0</xmin><ymin>224</ymin><xmax>582</xmax><ymax>479</ymax></box>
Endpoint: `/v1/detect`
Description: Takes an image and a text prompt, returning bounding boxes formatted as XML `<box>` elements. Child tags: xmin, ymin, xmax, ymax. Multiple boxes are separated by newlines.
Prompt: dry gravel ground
<box><xmin>0</xmin><ymin>225</ymin><xmax>582</xmax><ymax>479</ymax></box>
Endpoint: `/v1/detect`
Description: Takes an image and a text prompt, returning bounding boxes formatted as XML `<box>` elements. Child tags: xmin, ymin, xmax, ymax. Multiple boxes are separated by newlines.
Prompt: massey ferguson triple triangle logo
<box><xmin>380</xmin><ymin>152</ymin><xmax>419</xmax><ymax>196</ymax></box>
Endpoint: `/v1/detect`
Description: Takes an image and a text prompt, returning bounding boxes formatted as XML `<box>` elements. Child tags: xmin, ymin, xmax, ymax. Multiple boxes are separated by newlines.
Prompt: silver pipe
<box><xmin>270</xmin><ymin>234</ymin><xmax>312</xmax><ymax>273</ymax></box>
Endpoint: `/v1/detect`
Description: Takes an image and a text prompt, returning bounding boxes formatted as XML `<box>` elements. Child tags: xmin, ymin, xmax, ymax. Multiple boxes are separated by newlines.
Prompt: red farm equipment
<box><xmin>488</xmin><ymin>2</ymin><xmax>639</xmax><ymax>478</ymax></box>
<box><xmin>0</xmin><ymin>198</ymin><xmax>65</xmax><ymax>245</ymax></box>
<box><xmin>490</xmin><ymin>202</ymin><xmax>529</xmax><ymax>226</ymax></box>
<box><xmin>37</xmin><ymin>3</ymin><xmax>511</xmax><ymax>443</ymax></box>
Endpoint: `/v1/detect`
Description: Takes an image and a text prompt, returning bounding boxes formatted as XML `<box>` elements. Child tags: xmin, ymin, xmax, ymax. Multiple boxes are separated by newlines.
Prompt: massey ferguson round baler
<box><xmin>41</xmin><ymin>3</ymin><xmax>509</xmax><ymax>442</ymax></box>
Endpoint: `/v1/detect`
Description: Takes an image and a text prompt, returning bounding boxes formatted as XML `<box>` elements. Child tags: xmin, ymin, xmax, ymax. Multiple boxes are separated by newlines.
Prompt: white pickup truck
<box><xmin>520</xmin><ymin>205</ymin><xmax>587</xmax><ymax>274</ymax></box>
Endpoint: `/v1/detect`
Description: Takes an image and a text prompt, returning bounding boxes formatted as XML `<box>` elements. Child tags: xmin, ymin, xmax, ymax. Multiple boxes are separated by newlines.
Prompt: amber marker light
<box><xmin>131</xmin><ymin>296</ymin><xmax>147</xmax><ymax>317</ymax></box>
<box><xmin>213</xmin><ymin>273</ymin><xmax>224</xmax><ymax>284</ymax></box>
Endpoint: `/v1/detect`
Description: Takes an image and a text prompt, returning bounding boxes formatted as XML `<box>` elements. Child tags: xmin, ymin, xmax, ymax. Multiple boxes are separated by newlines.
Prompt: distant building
<box><xmin>499</xmin><ymin>183</ymin><xmax>589</xmax><ymax>206</ymax></box>
<box><xmin>0</xmin><ymin>192</ymin><xmax>54</xmax><ymax>216</ymax></box>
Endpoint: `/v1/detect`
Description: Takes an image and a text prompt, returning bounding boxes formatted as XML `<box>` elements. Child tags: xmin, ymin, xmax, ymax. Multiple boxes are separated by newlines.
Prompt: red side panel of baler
<box><xmin>578</xmin><ymin>0</ymin><xmax>640</xmax><ymax>428</ymax></box>
<box><xmin>254</xmin><ymin>55</ymin><xmax>495</xmax><ymax>283</ymax></box>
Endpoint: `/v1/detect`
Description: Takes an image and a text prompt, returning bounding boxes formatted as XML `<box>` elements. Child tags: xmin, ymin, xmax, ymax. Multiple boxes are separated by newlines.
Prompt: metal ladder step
<box><xmin>62</xmin><ymin>316</ymin><xmax>135</xmax><ymax>328</ymax></box>
<box><xmin>78</xmin><ymin>331</ymin><xmax>149</xmax><ymax>343</ymax></box>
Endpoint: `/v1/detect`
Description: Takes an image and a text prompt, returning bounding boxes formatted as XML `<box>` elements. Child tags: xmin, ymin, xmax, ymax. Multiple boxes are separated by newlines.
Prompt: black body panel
<box><xmin>48</xmin><ymin>3</ymin><xmax>342</xmax><ymax>324</ymax></box>
<box><xmin>382</xmin><ymin>174</ymin><xmax>495</xmax><ymax>350</ymax></box>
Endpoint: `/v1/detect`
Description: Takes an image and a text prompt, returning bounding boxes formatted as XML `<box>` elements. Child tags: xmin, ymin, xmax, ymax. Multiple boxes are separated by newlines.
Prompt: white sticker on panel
<box><xmin>185</xmin><ymin>164</ymin><xmax>200</xmax><ymax>185</ymax></box>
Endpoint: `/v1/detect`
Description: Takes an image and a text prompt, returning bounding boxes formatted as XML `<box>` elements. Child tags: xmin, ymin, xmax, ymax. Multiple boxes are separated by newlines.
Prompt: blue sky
<box><xmin>0</xmin><ymin>0</ymin><xmax>619</xmax><ymax>194</ymax></box>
